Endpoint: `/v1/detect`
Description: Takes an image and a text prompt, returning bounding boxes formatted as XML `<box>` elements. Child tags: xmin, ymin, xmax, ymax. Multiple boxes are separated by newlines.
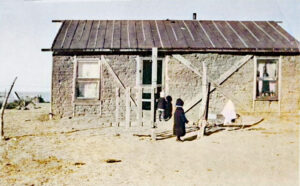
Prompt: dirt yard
<box><xmin>0</xmin><ymin>103</ymin><xmax>299</xmax><ymax>186</ymax></box>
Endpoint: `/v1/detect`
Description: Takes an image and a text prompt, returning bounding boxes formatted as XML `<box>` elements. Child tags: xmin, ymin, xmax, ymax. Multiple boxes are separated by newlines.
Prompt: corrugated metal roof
<box><xmin>50</xmin><ymin>20</ymin><xmax>300</xmax><ymax>53</ymax></box>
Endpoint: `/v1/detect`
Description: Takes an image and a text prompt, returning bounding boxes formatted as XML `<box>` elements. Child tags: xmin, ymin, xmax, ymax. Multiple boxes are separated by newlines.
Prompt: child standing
<box><xmin>157</xmin><ymin>91</ymin><xmax>166</xmax><ymax>121</ymax></box>
<box><xmin>164</xmin><ymin>95</ymin><xmax>173</xmax><ymax>120</ymax></box>
<box><xmin>173</xmin><ymin>98</ymin><xmax>189</xmax><ymax>142</ymax></box>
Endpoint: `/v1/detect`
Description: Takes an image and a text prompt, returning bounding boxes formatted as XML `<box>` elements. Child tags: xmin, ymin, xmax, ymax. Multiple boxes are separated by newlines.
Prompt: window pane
<box><xmin>256</xmin><ymin>59</ymin><xmax>278</xmax><ymax>100</ymax></box>
<box><xmin>78</xmin><ymin>62</ymin><xmax>99</xmax><ymax>78</ymax></box>
<box><xmin>142</xmin><ymin>60</ymin><xmax>152</xmax><ymax>85</ymax></box>
<box><xmin>77</xmin><ymin>82</ymin><xmax>98</xmax><ymax>99</ymax></box>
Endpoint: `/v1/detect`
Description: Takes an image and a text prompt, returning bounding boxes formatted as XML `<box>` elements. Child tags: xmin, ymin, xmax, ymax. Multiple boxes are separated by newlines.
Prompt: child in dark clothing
<box><xmin>173</xmin><ymin>98</ymin><xmax>189</xmax><ymax>142</ymax></box>
<box><xmin>164</xmin><ymin>96</ymin><xmax>173</xmax><ymax>120</ymax></box>
<box><xmin>157</xmin><ymin>92</ymin><xmax>166</xmax><ymax>121</ymax></box>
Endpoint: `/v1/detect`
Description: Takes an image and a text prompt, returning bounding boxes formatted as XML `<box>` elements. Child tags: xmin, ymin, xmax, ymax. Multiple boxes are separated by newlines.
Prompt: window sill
<box><xmin>255</xmin><ymin>97</ymin><xmax>278</xmax><ymax>101</ymax></box>
<box><xmin>74</xmin><ymin>99</ymin><xmax>101</xmax><ymax>105</ymax></box>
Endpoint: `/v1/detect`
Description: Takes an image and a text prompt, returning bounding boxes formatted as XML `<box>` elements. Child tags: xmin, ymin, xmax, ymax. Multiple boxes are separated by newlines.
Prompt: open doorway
<box><xmin>140</xmin><ymin>58</ymin><xmax>164</xmax><ymax>110</ymax></box>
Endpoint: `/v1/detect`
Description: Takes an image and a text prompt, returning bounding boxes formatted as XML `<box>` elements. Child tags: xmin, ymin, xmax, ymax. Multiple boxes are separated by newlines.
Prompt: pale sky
<box><xmin>0</xmin><ymin>0</ymin><xmax>299</xmax><ymax>92</ymax></box>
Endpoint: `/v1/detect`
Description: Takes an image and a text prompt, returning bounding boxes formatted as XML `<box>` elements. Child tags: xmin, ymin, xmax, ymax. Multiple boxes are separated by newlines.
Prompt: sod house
<box><xmin>43</xmin><ymin>19</ymin><xmax>300</xmax><ymax>124</ymax></box>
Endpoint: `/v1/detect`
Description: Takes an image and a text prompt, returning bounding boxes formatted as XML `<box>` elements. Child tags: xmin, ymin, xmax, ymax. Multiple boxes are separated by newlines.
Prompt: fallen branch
<box><xmin>0</xmin><ymin>77</ymin><xmax>17</xmax><ymax>139</ymax></box>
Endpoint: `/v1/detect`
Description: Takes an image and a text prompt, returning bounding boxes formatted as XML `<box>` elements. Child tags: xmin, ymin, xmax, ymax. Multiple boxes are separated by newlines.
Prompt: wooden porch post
<box><xmin>136</xmin><ymin>56</ymin><xmax>143</xmax><ymax>126</ymax></box>
<box><xmin>151</xmin><ymin>47</ymin><xmax>158</xmax><ymax>125</ymax></box>
<box><xmin>151</xmin><ymin>48</ymin><xmax>158</xmax><ymax>140</ymax></box>
<box><xmin>197</xmin><ymin>62</ymin><xmax>209</xmax><ymax>139</ymax></box>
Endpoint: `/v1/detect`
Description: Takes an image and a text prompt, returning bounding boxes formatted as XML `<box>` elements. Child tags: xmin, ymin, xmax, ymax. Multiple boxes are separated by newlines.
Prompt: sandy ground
<box><xmin>0</xmin><ymin>103</ymin><xmax>299</xmax><ymax>186</ymax></box>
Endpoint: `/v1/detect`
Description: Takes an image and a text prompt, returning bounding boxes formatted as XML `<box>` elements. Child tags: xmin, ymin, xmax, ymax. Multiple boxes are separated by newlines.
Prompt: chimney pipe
<box><xmin>193</xmin><ymin>13</ymin><xmax>197</xmax><ymax>20</ymax></box>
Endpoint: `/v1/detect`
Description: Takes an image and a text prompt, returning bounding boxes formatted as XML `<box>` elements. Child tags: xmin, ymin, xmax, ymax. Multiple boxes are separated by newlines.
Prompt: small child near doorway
<box><xmin>157</xmin><ymin>91</ymin><xmax>166</xmax><ymax>121</ymax></box>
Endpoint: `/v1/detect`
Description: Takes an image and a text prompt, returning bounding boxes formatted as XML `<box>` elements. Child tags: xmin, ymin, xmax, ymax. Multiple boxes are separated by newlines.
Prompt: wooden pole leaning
<box><xmin>0</xmin><ymin>77</ymin><xmax>17</xmax><ymax>139</ymax></box>
<box><xmin>125</xmin><ymin>87</ymin><xmax>131</xmax><ymax>127</ymax></box>
<box><xmin>115</xmin><ymin>87</ymin><xmax>120</xmax><ymax>127</ymax></box>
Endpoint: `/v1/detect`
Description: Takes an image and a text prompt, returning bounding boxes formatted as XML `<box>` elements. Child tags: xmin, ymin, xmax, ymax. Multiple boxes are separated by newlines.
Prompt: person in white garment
<box><xmin>221</xmin><ymin>100</ymin><xmax>237</xmax><ymax>125</ymax></box>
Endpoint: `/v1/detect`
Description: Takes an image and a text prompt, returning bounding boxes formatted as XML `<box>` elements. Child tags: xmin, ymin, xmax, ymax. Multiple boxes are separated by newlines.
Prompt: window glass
<box><xmin>76</xmin><ymin>82</ymin><xmax>98</xmax><ymax>99</ymax></box>
<box><xmin>256</xmin><ymin>59</ymin><xmax>278</xmax><ymax>100</ymax></box>
<box><xmin>78</xmin><ymin>62</ymin><xmax>99</xmax><ymax>78</ymax></box>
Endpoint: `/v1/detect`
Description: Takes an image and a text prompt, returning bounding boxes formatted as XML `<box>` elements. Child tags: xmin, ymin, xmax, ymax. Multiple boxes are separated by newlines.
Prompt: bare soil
<box><xmin>0</xmin><ymin>104</ymin><xmax>299</xmax><ymax>186</ymax></box>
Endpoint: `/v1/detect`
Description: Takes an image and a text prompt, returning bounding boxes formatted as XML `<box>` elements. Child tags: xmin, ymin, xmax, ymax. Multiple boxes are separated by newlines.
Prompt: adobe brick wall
<box><xmin>51</xmin><ymin>54</ymin><xmax>300</xmax><ymax>120</ymax></box>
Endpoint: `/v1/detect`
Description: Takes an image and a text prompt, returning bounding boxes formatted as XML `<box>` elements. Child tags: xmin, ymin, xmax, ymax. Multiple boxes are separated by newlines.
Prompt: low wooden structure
<box><xmin>42</xmin><ymin>19</ymin><xmax>300</xmax><ymax>126</ymax></box>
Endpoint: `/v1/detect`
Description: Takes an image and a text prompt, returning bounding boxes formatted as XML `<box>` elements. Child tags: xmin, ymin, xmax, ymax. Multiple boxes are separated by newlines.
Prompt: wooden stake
<box><xmin>115</xmin><ymin>87</ymin><xmax>120</xmax><ymax>127</ymax></box>
<box><xmin>125</xmin><ymin>87</ymin><xmax>131</xmax><ymax>127</ymax></box>
<box><xmin>0</xmin><ymin>77</ymin><xmax>17</xmax><ymax>139</ymax></box>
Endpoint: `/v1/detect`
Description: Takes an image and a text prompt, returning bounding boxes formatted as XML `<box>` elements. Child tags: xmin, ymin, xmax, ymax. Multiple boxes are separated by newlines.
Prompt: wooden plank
<box><xmin>199</xmin><ymin>61</ymin><xmax>208</xmax><ymax>119</ymax></box>
<box><xmin>143</xmin><ymin>21</ymin><xmax>155</xmax><ymax>48</ymax></box>
<box><xmin>128</xmin><ymin>20</ymin><xmax>138</xmax><ymax>48</ymax></box>
<box><xmin>78</xmin><ymin>20</ymin><xmax>93</xmax><ymax>49</ymax></box>
<box><xmin>212</xmin><ymin>21</ymin><xmax>233</xmax><ymax>48</ymax></box>
<box><xmin>115</xmin><ymin>87</ymin><xmax>120</xmax><ymax>126</ymax></box>
<box><xmin>156</xmin><ymin>20</ymin><xmax>172</xmax><ymax>48</ymax></box>
<box><xmin>135</xmin><ymin>20</ymin><xmax>147</xmax><ymax>49</ymax></box>
<box><xmin>87</xmin><ymin>20</ymin><xmax>100</xmax><ymax>48</ymax></box>
<box><xmin>70</xmin><ymin>21</ymin><xmax>86</xmax><ymax>49</ymax></box>
<box><xmin>136</xmin><ymin>56</ymin><xmax>142</xmax><ymax>86</ymax></box>
<box><xmin>200</xmin><ymin>21</ymin><xmax>229</xmax><ymax>48</ymax></box>
<box><xmin>215</xmin><ymin>21</ymin><xmax>247</xmax><ymax>48</ymax></box>
<box><xmin>125</xmin><ymin>87</ymin><xmax>131</xmax><ymax>127</ymax></box>
<box><xmin>163</xmin><ymin>21</ymin><xmax>182</xmax><ymax>48</ymax></box>
<box><xmin>191</xmin><ymin>21</ymin><xmax>214</xmax><ymax>48</ymax></box>
<box><xmin>149</xmin><ymin>20</ymin><xmax>162</xmax><ymax>48</ymax></box>
<box><xmin>173</xmin><ymin>55</ymin><xmax>253</xmax><ymax>112</ymax></box>
<box><xmin>62</xmin><ymin>20</ymin><xmax>79</xmax><ymax>49</ymax></box>
<box><xmin>184</xmin><ymin>21</ymin><xmax>206</xmax><ymax>48</ymax></box>
<box><xmin>269</xmin><ymin>21</ymin><xmax>300</xmax><ymax>49</ymax></box>
<box><xmin>197</xmin><ymin>62</ymin><xmax>209</xmax><ymax>139</ymax></box>
<box><xmin>103</xmin><ymin>20</ymin><xmax>114</xmax><ymax>48</ymax></box>
<box><xmin>177</xmin><ymin>20</ymin><xmax>199</xmax><ymax>48</ymax></box>
<box><xmin>225</xmin><ymin>21</ymin><xmax>248</xmax><ymax>48</ymax></box>
<box><xmin>120</xmin><ymin>20</ymin><xmax>130</xmax><ymax>49</ymax></box>
<box><xmin>136</xmin><ymin>87</ymin><xmax>143</xmax><ymax>126</ymax></box>
<box><xmin>252</xmin><ymin>56</ymin><xmax>257</xmax><ymax>112</ymax></box>
<box><xmin>256</xmin><ymin>21</ymin><xmax>290</xmax><ymax>48</ymax></box>
<box><xmin>243</xmin><ymin>21</ymin><xmax>276</xmax><ymax>49</ymax></box>
<box><xmin>164</xmin><ymin>55</ymin><xmax>170</xmax><ymax>95</ymax></box>
<box><xmin>172</xmin><ymin>55</ymin><xmax>202</xmax><ymax>76</ymax></box>
<box><xmin>228</xmin><ymin>21</ymin><xmax>259</xmax><ymax>48</ymax></box>
<box><xmin>216</xmin><ymin>55</ymin><xmax>253</xmax><ymax>85</ymax></box>
<box><xmin>171</xmin><ymin>21</ymin><xmax>189</xmax><ymax>48</ymax></box>
<box><xmin>150</xmin><ymin>87</ymin><xmax>155</xmax><ymax>124</ymax></box>
<box><xmin>278</xmin><ymin>56</ymin><xmax>282</xmax><ymax>114</ymax></box>
<box><xmin>101</xmin><ymin>56</ymin><xmax>137</xmax><ymax>107</ymax></box>
<box><xmin>72</xmin><ymin>56</ymin><xmax>78</xmax><ymax>116</ymax></box>
<box><xmin>268</xmin><ymin>22</ymin><xmax>297</xmax><ymax>43</ymax></box>
<box><xmin>52</xmin><ymin>21</ymin><xmax>70</xmax><ymax>49</ymax></box>
<box><xmin>152</xmin><ymin>47</ymin><xmax>158</xmax><ymax>87</ymax></box>
<box><xmin>0</xmin><ymin>77</ymin><xmax>17</xmax><ymax>139</ymax></box>
<box><xmin>112</xmin><ymin>20</ymin><xmax>121</xmax><ymax>49</ymax></box>
<box><xmin>95</xmin><ymin>20</ymin><xmax>107</xmax><ymax>49</ymax></box>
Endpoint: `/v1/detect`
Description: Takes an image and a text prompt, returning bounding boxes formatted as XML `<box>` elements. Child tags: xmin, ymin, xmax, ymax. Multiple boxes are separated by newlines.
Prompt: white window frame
<box><xmin>253</xmin><ymin>56</ymin><xmax>280</xmax><ymax>101</ymax></box>
<box><xmin>74</xmin><ymin>58</ymin><xmax>101</xmax><ymax>100</ymax></box>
